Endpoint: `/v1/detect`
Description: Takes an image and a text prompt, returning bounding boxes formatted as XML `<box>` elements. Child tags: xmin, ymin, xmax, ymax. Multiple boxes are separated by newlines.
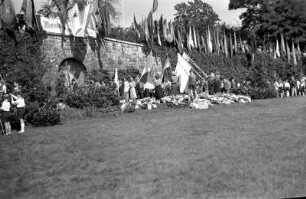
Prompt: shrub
<box><xmin>232</xmin><ymin>86</ymin><xmax>277</xmax><ymax>100</ymax></box>
<box><xmin>25</xmin><ymin>101</ymin><xmax>61</xmax><ymax>126</ymax></box>
<box><xmin>66</xmin><ymin>85</ymin><xmax>119</xmax><ymax>109</ymax></box>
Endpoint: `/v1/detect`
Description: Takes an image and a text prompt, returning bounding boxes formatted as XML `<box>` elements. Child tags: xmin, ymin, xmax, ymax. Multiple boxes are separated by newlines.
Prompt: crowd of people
<box><xmin>273</xmin><ymin>76</ymin><xmax>306</xmax><ymax>97</ymax></box>
<box><xmin>116</xmin><ymin>69</ymin><xmax>306</xmax><ymax>102</ymax></box>
<box><xmin>0</xmin><ymin>81</ymin><xmax>26</xmax><ymax>136</ymax></box>
<box><xmin>116</xmin><ymin>70</ymin><xmax>249</xmax><ymax>102</ymax></box>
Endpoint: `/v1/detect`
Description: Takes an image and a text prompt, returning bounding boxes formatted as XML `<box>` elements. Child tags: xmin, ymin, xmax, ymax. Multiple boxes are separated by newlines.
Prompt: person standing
<box><xmin>278</xmin><ymin>79</ymin><xmax>284</xmax><ymax>98</ymax></box>
<box><xmin>170</xmin><ymin>71</ymin><xmax>179</xmax><ymax>96</ymax></box>
<box><xmin>188</xmin><ymin>71</ymin><xmax>197</xmax><ymax>99</ymax></box>
<box><xmin>284</xmin><ymin>79</ymin><xmax>290</xmax><ymax>97</ymax></box>
<box><xmin>214</xmin><ymin>73</ymin><xmax>221</xmax><ymax>94</ymax></box>
<box><xmin>129</xmin><ymin>77</ymin><xmax>137</xmax><ymax>100</ymax></box>
<box><xmin>289</xmin><ymin>76</ymin><xmax>297</xmax><ymax>97</ymax></box>
<box><xmin>123</xmin><ymin>78</ymin><xmax>130</xmax><ymax>102</ymax></box>
<box><xmin>154</xmin><ymin>74</ymin><xmax>164</xmax><ymax>100</ymax></box>
<box><xmin>273</xmin><ymin>79</ymin><xmax>279</xmax><ymax>97</ymax></box>
<box><xmin>300</xmin><ymin>76</ymin><xmax>305</xmax><ymax>96</ymax></box>
<box><xmin>11</xmin><ymin>93</ymin><xmax>26</xmax><ymax>133</ymax></box>
<box><xmin>0</xmin><ymin>81</ymin><xmax>7</xmax><ymax>100</ymax></box>
<box><xmin>0</xmin><ymin>95</ymin><xmax>11</xmax><ymax>135</ymax></box>
<box><xmin>208</xmin><ymin>73</ymin><xmax>215</xmax><ymax>95</ymax></box>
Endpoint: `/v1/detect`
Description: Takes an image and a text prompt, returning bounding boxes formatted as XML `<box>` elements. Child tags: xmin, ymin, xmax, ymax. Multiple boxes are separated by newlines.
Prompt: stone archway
<box><xmin>58</xmin><ymin>58</ymin><xmax>87</xmax><ymax>86</ymax></box>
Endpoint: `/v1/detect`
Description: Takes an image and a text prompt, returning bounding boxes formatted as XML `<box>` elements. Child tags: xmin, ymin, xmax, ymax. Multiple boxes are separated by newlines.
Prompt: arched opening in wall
<box><xmin>58</xmin><ymin>58</ymin><xmax>87</xmax><ymax>87</ymax></box>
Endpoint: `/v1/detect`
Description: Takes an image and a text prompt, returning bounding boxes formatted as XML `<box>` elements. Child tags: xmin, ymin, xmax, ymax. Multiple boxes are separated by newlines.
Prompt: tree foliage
<box><xmin>229</xmin><ymin>0</ymin><xmax>306</xmax><ymax>44</ymax></box>
<box><xmin>173</xmin><ymin>0</ymin><xmax>220</xmax><ymax>34</ymax></box>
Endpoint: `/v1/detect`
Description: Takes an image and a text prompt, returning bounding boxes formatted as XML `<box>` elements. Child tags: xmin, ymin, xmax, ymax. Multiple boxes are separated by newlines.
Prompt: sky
<box><xmin>34</xmin><ymin>0</ymin><xmax>245</xmax><ymax>27</ymax></box>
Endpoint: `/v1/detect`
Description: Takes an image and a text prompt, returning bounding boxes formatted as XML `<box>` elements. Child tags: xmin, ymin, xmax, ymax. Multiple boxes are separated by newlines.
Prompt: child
<box><xmin>0</xmin><ymin>95</ymin><xmax>11</xmax><ymax>135</ymax></box>
<box><xmin>11</xmin><ymin>93</ymin><xmax>26</xmax><ymax>133</ymax></box>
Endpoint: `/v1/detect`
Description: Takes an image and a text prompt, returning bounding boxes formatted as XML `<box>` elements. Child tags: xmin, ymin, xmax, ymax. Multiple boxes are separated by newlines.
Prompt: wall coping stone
<box><xmin>45</xmin><ymin>34</ymin><xmax>144</xmax><ymax>47</ymax></box>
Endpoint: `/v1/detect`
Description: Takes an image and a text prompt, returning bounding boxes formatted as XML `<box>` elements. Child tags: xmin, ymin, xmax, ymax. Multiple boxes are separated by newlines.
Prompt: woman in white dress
<box><xmin>129</xmin><ymin>77</ymin><xmax>137</xmax><ymax>100</ymax></box>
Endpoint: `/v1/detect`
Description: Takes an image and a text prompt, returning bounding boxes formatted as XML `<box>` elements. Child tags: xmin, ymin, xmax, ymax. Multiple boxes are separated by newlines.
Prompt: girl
<box><xmin>129</xmin><ymin>77</ymin><xmax>137</xmax><ymax>100</ymax></box>
<box><xmin>11</xmin><ymin>93</ymin><xmax>26</xmax><ymax>133</ymax></box>
<box><xmin>0</xmin><ymin>95</ymin><xmax>11</xmax><ymax>135</ymax></box>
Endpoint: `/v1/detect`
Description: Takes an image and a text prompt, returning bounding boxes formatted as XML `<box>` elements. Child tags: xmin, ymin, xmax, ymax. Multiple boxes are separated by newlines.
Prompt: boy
<box><xmin>11</xmin><ymin>93</ymin><xmax>26</xmax><ymax>133</ymax></box>
<box><xmin>0</xmin><ymin>95</ymin><xmax>11</xmax><ymax>135</ymax></box>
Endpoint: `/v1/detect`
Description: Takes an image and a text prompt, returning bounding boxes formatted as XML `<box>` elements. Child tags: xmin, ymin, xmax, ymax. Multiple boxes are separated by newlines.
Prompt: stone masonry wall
<box><xmin>41</xmin><ymin>35</ymin><xmax>162</xmax><ymax>83</ymax></box>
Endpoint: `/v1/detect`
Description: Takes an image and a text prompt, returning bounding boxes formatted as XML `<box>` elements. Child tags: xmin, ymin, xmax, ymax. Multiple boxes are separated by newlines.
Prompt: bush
<box><xmin>66</xmin><ymin>85</ymin><xmax>119</xmax><ymax>109</ymax></box>
<box><xmin>232</xmin><ymin>86</ymin><xmax>277</xmax><ymax>100</ymax></box>
<box><xmin>25</xmin><ymin>101</ymin><xmax>61</xmax><ymax>126</ymax></box>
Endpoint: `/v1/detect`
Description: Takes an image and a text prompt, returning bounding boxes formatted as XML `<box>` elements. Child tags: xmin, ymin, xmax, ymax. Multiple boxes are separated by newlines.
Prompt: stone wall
<box><xmin>41</xmin><ymin>35</ymin><xmax>162</xmax><ymax>84</ymax></box>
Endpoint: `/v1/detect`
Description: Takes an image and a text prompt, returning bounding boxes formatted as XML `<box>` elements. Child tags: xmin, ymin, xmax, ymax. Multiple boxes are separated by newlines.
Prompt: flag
<box><xmin>224</xmin><ymin>33</ymin><xmax>228</xmax><ymax>57</ymax></box>
<box><xmin>229</xmin><ymin>32</ymin><xmax>233</xmax><ymax>57</ymax></box>
<box><xmin>1</xmin><ymin>0</ymin><xmax>16</xmax><ymax>27</ymax></box>
<box><xmin>147</xmin><ymin>11</ymin><xmax>153</xmax><ymax>35</ymax></box>
<box><xmin>215</xmin><ymin>27</ymin><xmax>220</xmax><ymax>54</ymax></box>
<box><xmin>163</xmin><ymin>19</ymin><xmax>167</xmax><ymax>39</ymax></box>
<box><xmin>169</xmin><ymin>21</ymin><xmax>175</xmax><ymax>42</ymax></box>
<box><xmin>193</xmin><ymin>26</ymin><xmax>197</xmax><ymax>48</ymax></box>
<box><xmin>196</xmin><ymin>31</ymin><xmax>201</xmax><ymax>52</ymax></box>
<box><xmin>175</xmin><ymin>53</ymin><xmax>192</xmax><ymax>93</ymax></box>
<box><xmin>68</xmin><ymin>3</ymin><xmax>82</xmax><ymax>36</ymax></box>
<box><xmin>114</xmin><ymin>67</ymin><xmax>119</xmax><ymax>91</ymax></box>
<box><xmin>140</xmin><ymin>51</ymin><xmax>154</xmax><ymax>83</ymax></box>
<box><xmin>152</xmin><ymin>0</ymin><xmax>158</xmax><ymax>13</ymax></box>
<box><xmin>292</xmin><ymin>41</ymin><xmax>297</xmax><ymax>65</ymax></box>
<box><xmin>134</xmin><ymin>14</ymin><xmax>141</xmax><ymax>38</ymax></box>
<box><xmin>80</xmin><ymin>0</ymin><xmax>98</xmax><ymax>38</ymax></box>
<box><xmin>275</xmin><ymin>39</ymin><xmax>280</xmax><ymax>57</ymax></box>
<box><xmin>234</xmin><ymin>31</ymin><xmax>238</xmax><ymax>53</ymax></box>
<box><xmin>286</xmin><ymin>40</ymin><xmax>291</xmax><ymax>64</ymax></box>
<box><xmin>157</xmin><ymin>21</ymin><xmax>161</xmax><ymax>46</ymax></box>
<box><xmin>239</xmin><ymin>35</ymin><xmax>245</xmax><ymax>53</ymax></box>
<box><xmin>281</xmin><ymin>34</ymin><xmax>286</xmax><ymax>56</ymax></box>
<box><xmin>144</xmin><ymin>17</ymin><xmax>149</xmax><ymax>42</ymax></box>
<box><xmin>201</xmin><ymin>35</ymin><xmax>207</xmax><ymax>53</ymax></box>
<box><xmin>207</xmin><ymin>27</ymin><xmax>212</xmax><ymax>53</ymax></box>
<box><xmin>25</xmin><ymin>0</ymin><xmax>34</xmax><ymax>28</ymax></box>
<box><xmin>159</xmin><ymin>15</ymin><xmax>163</xmax><ymax>38</ymax></box>
<box><xmin>189</xmin><ymin>26</ymin><xmax>194</xmax><ymax>48</ymax></box>
<box><xmin>297</xmin><ymin>42</ymin><xmax>301</xmax><ymax>59</ymax></box>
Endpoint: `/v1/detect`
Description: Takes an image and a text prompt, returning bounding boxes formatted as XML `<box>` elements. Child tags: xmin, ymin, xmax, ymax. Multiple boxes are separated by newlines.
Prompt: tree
<box><xmin>229</xmin><ymin>0</ymin><xmax>306</xmax><ymax>40</ymax></box>
<box><xmin>173</xmin><ymin>0</ymin><xmax>220</xmax><ymax>34</ymax></box>
<box><xmin>229</xmin><ymin>0</ymin><xmax>306</xmax><ymax>51</ymax></box>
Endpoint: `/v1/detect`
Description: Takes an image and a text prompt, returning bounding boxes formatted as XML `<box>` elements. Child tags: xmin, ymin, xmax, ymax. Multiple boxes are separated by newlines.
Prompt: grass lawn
<box><xmin>0</xmin><ymin>96</ymin><xmax>305</xmax><ymax>199</ymax></box>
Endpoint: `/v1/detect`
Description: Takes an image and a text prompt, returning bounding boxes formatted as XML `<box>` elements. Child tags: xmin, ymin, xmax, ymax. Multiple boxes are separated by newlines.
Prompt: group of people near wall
<box><xmin>117</xmin><ymin>70</ymin><xmax>243</xmax><ymax>101</ymax></box>
<box><xmin>0</xmin><ymin>81</ymin><xmax>26</xmax><ymax>136</ymax></box>
<box><xmin>273</xmin><ymin>76</ymin><xmax>306</xmax><ymax>97</ymax></box>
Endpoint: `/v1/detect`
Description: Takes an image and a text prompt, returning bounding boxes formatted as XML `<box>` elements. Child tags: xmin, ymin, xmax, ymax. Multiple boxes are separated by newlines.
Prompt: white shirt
<box><xmin>1</xmin><ymin>101</ymin><xmax>10</xmax><ymax>112</ymax></box>
<box><xmin>123</xmin><ymin>81</ymin><xmax>130</xmax><ymax>93</ymax></box>
<box><xmin>296</xmin><ymin>80</ymin><xmax>300</xmax><ymax>88</ymax></box>
<box><xmin>12</xmin><ymin>97</ymin><xmax>25</xmax><ymax>108</ymax></box>
<box><xmin>284</xmin><ymin>82</ymin><xmax>290</xmax><ymax>88</ymax></box>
